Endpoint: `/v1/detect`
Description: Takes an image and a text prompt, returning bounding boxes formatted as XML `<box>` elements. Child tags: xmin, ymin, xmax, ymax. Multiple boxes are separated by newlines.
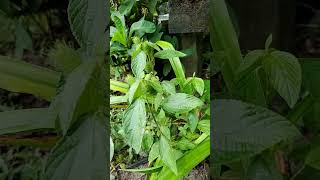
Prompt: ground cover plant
<box><xmin>211</xmin><ymin>0</ymin><xmax>320</xmax><ymax>179</ymax></box>
<box><xmin>110</xmin><ymin>0</ymin><xmax>210</xmax><ymax>179</ymax></box>
<box><xmin>0</xmin><ymin>0</ymin><xmax>108</xmax><ymax>179</ymax></box>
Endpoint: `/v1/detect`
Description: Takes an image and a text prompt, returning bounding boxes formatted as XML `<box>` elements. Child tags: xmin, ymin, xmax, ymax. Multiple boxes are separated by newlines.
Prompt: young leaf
<box><xmin>160</xmin><ymin>135</ymin><xmax>178</xmax><ymax>175</ymax></box>
<box><xmin>123</xmin><ymin>98</ymin><xmax>147</xmax><ymax>153</ymax></box>
<box><xmin>263</xmin><ymin>51</ymin><xmax>302</xmax><ymax>108</ymax></box>
<box><xmin>131</xmin><ymin>51</ymin><xmax>147</xmax><ymax>78</ymax></box>
<box><xmin>162</xmin><ymin>93</ymin><xmax>203</xmax><ymax>114</ymax></box>
<box><xmin>0</xmin><ymin>108</ymin><xmax>56</xmax><ymax>135</ymax></box>
<box><xmin>192</xmin><ymin>77</ymin><xmax>205</xmax><ymax>96</ymax></box>
<box><xmin>154</xmin><ymin>49</ymin><xmax>186</xmax><ymax>59</ymax></box>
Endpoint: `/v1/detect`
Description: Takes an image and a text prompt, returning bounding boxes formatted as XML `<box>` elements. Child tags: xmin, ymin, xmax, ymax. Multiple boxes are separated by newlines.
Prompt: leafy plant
<box><xmin>0</xmin><ymin>0</ymin><xmax>109</xmax><ymax>180</ymax></box>
<box><xmin>211</xmin><ymin>0</ymin><xmax>320</xmax><ymax>179</ymax></box>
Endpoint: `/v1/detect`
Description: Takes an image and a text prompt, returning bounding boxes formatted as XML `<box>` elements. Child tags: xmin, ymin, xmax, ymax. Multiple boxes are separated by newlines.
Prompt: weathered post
<box><xmin>168</xmin><ymin>0</ymin><xmax>209</xmax><ymax>76</ymax></box>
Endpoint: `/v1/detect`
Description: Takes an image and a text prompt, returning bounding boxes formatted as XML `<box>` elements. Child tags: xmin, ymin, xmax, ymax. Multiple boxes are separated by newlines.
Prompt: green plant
<box><xmin>211</xmin><ymin>0</ymin><xmax>320</xmax><ymax>179</ymax></box>
<box><xmin>0</xmin><ymin>0</ymin><xmax>108</xmax><ymax>180</ymax></box>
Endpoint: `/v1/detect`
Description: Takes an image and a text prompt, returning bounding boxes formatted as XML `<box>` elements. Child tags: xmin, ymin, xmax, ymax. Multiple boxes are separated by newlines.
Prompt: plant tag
<box><xmin>168</xmin><ymin>0</ymin><xmax>209</xmax><ymax>33</ymax></box>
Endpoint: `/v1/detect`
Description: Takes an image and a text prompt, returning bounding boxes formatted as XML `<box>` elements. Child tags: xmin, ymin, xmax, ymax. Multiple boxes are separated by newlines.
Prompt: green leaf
<box><xmin>127</xmin><ymin>80</ymin><xmax>143</xmax><ymax>104</ymax></box>
<box><xmin>122</xmin><ymin>166</ymin><xmax>163</xmax><ymax>174</ymax></box>
<box><xmin>187</xmin><ymin>111</ymin><xmax>198</xmax><ymax>133</ymax></box>
<box><xmin>156</xmin><ymin>41</ymin><xmax>186</xmax><ymax>87</ymax></box>
<box><xmin>149</xmin><ymin>141</ymin><xmax>160</xmax><ymax>163</ymax></box>
<box><xmin>48</xmin><ymin>41</ymin><xmax>82</xmax><ymax>74</ymax></box>
<box><xmin>197</xmin><ymin>120</ymin><xmax>210</xmax><ymax>134</ymax></box>
<box><xmin>265</xmin><ymin>34</ymin><xmax>273</xmax><ymax>50</ymax></box>
<box><xmin>247</xmin><ymin>157</ymin><xmax>283</xmax><ymax>180</ymax></box>
<box><xmin>110</xmin><ymin>137</ymin><xmax>114</xmax><ymax>161</ymax></box>
<box><xmin>162</xmin><ymin>93</ymin><xmax>203</xmax><ymax>114</ymax></box>
<box><xmin>160</xmin><ymin>135</ymin><xmax>178</xmax><ymax>175</ymax></box>
<box><xmin>0</xmin><ymin>56</ymin><xmax>60</xmax><ymax>101</ymax></box>
<box><xmin>111</xmin><ymin>13</ymin><xmax>127</xmax><ymax>46</ymax></box>
<box><xmin>176</xmin><ymin>138</ymin><xmax>195</xmax><ymax>151</ymax></box>
<box><xmin>118</xmin><ymin>0</ymin><xmax>135</xmax><ymax>15</ymax></box>
<box><xmin>299</xmin><ymin>58</ymin><xmax>320</xmax><ymax>100</ymax></box>
<box><xmin>161</xmin><ymin>80</ymin><xmax>176</xmax><ymax>95</ymax></box>
<box><xmin>131</xmin><ymin>51</ymin><xmax>146</xmax><ymax>78</ymax></box>
<box><xmin>123</xmin><ymin>98</ymin><xmax>147</xmax><ymax>153</ymax></box>
<box><xmin>15</xmin><ymin>20</ymin><xmax>33</xmax><ymax>58</ymax></box>
<box><xmin>154</xmin><ymin>93</ymin><xmax>163</xmax><ymax>111</ymax></box>
<box><xmin>110</xmin><ymin>96</ymin><xmax>127</xmax><ymax>105</ymax></box>
<box><xmin>129</xmin><ymin>17</ymin><xmax>156</xmax><ymax>38</ymax></box>
<box><xmin>209</xmin><ymin>0</ymin><xmax>242</xmax><ymax>92</ymax></box>
<box><xmin>192</xmin><ymin>78</ymin><xmax>205</xmax><ymax>96</ymax></box>
<box><xmin>68</xmin><ymin>0</ymin><xmax>108</xmax><ymax>54</ymax></box>
<box><xmin>154</xmin><ymin>49</ymin><xmax>186</xmax><ymax>59</ymax></box>
<box><xmin>306</xmin><ymin>146</ymin><xmax>320</xmax><ymax>170</ymax></box>
<box><xmin>43</xmin><ymin>114</ymin><xmax>107</xmax><ymax>180</ymax></box>
<box><xmin>0</xmin><ymin>108</ymin><xmax>56</xmax><ymax>135</ymax></box>
<box><xmin>263</xmin><ymin>51</ymin><xmax>302</xmax><ymax>108</ymax></box>
<box><xmin>110</xmin><ymin>79</ymin><xmax>129</xmax><ymax>93</ymax></box>
<box><xmin>213</xmin><ymin>99</ymin><xmax>300</xmax><ymax>164</ymax></box>
<box><xmin>54</xmin><ymin>61</ymin><xmax>102</xmax><ymax>135</ymax></box>
<box><xmin>157</xmin><ymin>139</ymin><xmax>210</xmax><ymax>179</ymax></box>
<box><xmin>146</xmin><ymin>79</ymin><xmax>163</xmax><ymax>93</ymax></box>
<box><xmin>236</xmin><ymin>50</ymin><xmax>265</xmax><ymax>81</ymax></box>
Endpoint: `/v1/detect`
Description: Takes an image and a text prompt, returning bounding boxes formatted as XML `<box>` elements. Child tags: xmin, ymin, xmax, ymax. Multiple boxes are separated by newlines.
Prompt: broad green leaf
<box><xmin>48</xmin><ymin>41</ymin><xmax>82</xmax><ymax>74</ymax></box>
<box><xmin>127</xmin><ymin>80</ymin><xmax>143</xmax><ymax>104</ymax></box>
<box><xmin>236</xmin><ymin>50</ymin><xmax>265</xmax><ymax>81</ymax></box>
<box><xmin>43</xmin><ymin>114</ymin><xmax>107</xmax><ymax>180</ymax></box>
<box><xmin>263</xmin><ymin>51</ymin><xmax>302</xmax><ymax>108</ymax></box>
<box><xmin>213</xmin><ymin>99</ymin><xmax>300</xmax><ymax>164</ymax></box>
<box><xmin>0</xmin><ymin>108</ymin><xmax>56</xmax><ymax>135</ymax></box>
<box><xmin>123</xmin><ymin>98</ymin><xmax>147</xmax><ymax>153</ymax></box>
<box><xmin>146</xmin><ymin>0</ymin><xmax>159</xmax><ymax>15</ymax></box>
<box><xmin>157</xmin><ymin>139</ymin><xmax>210</xmax><ymax>179</ymax></box>
<box><xmin>154</xmin><ymin>93</ymin><xmax>163</xmax><ymax>111</ymax></box>
<box><xmin>146</xmin><ymin>79</ymin><xmax>163</xmax><ymax>93</ymax></box>
<box><xmin>122</xmin><ymin>166</ymin><xmax>162</xmax><ymax>174</ymax></box>
<box><xmin>149</xmin><ymin>141</ymin><xmax>160</xmax><ymax>163</ymax></box>
<box><xmin>54</xmin><ymin>61</ymin><xmax>102</xmax><ymax>135</ymax></box>
<box><xmin>142</xmin><ymin>131</ymin><xmax>154</xmax><ymax>151</ymax></box>
<box><xmin>209</xmin><ymin>0</ymin><xmax>242</xmax><ymax>92</ymax></box>
<box><xmin>160</xmin><ymin>135</ymin><xmax>178</xmax><ymax>175</ymax></box>
<box><xmin>129</xmin><ymin>17</ymin><xmax>156</xmax><ymax>38</ymax></box>
<box><xmin>176</xmin><ymin>138</ymin><xmax>195</xmax><ymax>151</ymax></box>
<box><xmin>161</xmin><ymin>80</ymin><xmax>176</xmax><ymax>95</ymax></box>
<box><xmin>192</xmin><ymin>78</ymin><xmax>205</xmax><ymax>96</ymax></box>
<box><xmin>118</xmin><ymin>0</ymin><xmax>135</xmax><ymax>15</ymax></box>
<box><xmin>0</xmin><ymin>56</ymin><xmax>60</xmax><ymax>101</ymax></box>
<box><xmin>154</xmin><ymin>49</ymin><xmax>186</xmax><ymax>59</ymax></box>
<box><xmin>68</xmin><ymin>0</ymin><xmax>108</xmax><ymax>54</ymax></box>
<box><xmin>162</xmin><ymin>93</ymin><xmax>203</xmax><ymax>114</ymax></box>
<box><xmin>197</xmin><ymin>120</ymin><xmax>210</xmax><ymax>134</ymax></box>
<box><xmin>306</xmin><ymin>146</ymin><xmax>320</xmax><ymax>170</ymax></box>
<box><xmin>131</xmin><ymin>51</ymin><xmax>146</xmax><ymax>78</ymax></box>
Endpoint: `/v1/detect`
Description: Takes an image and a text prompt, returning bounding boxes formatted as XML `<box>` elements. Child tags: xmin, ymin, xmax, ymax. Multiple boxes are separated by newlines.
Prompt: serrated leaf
<box><xmin>0</xmin><ymin>56</ymin><xmax>60</xmax><ymax>101</ymax></box>
<box><xmin>154</xmin><ymin>49</ymin><xmax>186</xmax><ymax>59</ymax></box>
<box><xmin>192</xmin><ymin>78</ymin><xmax>205</xmax><ymax>96</ymax></box>
<box><xmin>213</xmin><ymin>99</ymin><xmax>300</xmax><ymax>164</ymax></box>
<box><xmin>0</xmin><ymin>108</ymin><xmax>56</xmax><ymax>135</ymax></box>
<box><xmin>160</xmin><ymin>135</ymin><xmax>178</xmax><ymax>175</ymax></box>
<box><xmin>162</xmin><ymin>93</ymin><xmax>203</xmax><ymax>114</ymax></box>
<box><xmin>68</xmin><ymin>0</ymin><xmax>108</xmax><ymax>54</ymax></box>
<box><xmin>43</xmin><ymin>114</ymin><xmax>107</xmax><ymax>180</ymax></box>
<box><xmin>263</xmin><ymin>51</ymin><xmax>302</xmax><ymax>108</ymax></box>
<box><xmin>131</xmin><ymin>51</ymin><xmax>146</xmax><ymax>78</ymax></box>
<box><xmin>123</xmin><ymin>98</ymin><xmax>147</xmax><ymax>153</ymax></box>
